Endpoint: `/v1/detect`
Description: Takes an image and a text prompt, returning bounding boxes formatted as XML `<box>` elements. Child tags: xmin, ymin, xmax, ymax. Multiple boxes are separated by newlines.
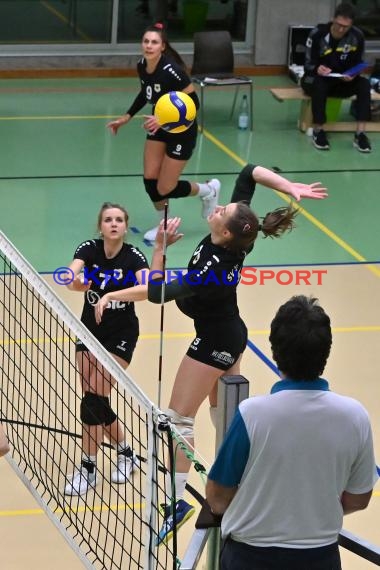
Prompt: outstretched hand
<box><xmin>155</xmin><ymin>217</ymin><xmax>184</xmax><ymax>248</ymax></box>
<box><xmin>288</xmin><ymin>182</ymin><xmax>328</xmax><ymax>202</ymax></box>
<box><xmin>107</xmin><ymin>118</ymin><xmax>126</xmax><ymax>135</ymax></box>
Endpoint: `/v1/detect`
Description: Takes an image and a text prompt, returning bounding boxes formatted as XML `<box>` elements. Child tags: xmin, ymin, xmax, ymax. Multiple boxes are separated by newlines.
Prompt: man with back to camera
<box><xmin>301</xmin><ymin>2</ymin><xmax>372</xmax><ymax>152</ymax></box>
<box><xmin>206</xmin><ymin>295</ymin><xmax>378</xmax><ymax>570</ymax></box>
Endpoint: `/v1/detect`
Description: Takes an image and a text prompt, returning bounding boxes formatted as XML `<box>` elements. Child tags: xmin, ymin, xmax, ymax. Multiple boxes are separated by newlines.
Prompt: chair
<box><xmin>191</xmin><ymin>30</ymin><xmax>253</xmax><ymax>132</ymax></box>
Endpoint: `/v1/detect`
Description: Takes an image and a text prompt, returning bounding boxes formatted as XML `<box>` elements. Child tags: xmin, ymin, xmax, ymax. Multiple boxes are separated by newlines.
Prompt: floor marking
<box><xmin>0</xmin><ymin>327</ymin><xmax>379</xmax><ymax>347</ymax></box>
<box><xmin>200</xmin><ymin>128</ymin><xmax>380</xmax><ymax>279</ymax></box>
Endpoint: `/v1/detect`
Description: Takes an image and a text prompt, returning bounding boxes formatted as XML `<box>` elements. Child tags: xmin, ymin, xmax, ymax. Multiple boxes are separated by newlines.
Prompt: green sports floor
<box><xmin>1</xmin><ymin>75</ymin><xmax>379</xmax><ymax>270</ymax></box>
<box><xmin>0</xmin><ymin>75</ymin><xmax>379</xmax><ymax>569</ymax></box>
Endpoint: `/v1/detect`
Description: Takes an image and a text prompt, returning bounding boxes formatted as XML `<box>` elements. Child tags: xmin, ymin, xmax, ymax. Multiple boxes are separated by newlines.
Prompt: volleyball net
<box><xmin>0</xmin><ymin>230</ymin><xmax>185</xmax><ymax>570</ymax></box>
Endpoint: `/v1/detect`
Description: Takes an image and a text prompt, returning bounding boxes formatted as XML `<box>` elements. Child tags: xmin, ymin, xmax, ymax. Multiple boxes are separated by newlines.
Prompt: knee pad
<box><xmin>166</xmin><ymin>408</ymin><xmax>194</xmax><ymax>438</ymax></box>
<box><xmin>166</xmin><ymin>180</ymin><xmax>192</xmax><ymax>199</ymax></box>
<box><xmin>102</xmin><ymin>396</ymin><xmax>117</xmax><ymax>426</ymax></box>
<box><xmin>80</xmin><ymin>392</ymin><xmax>106</xmax><ymax>425</ymax></box>
<box><xmin>80</xmin><ymin>392</ymin><xmax>116</xmax><ymax>426</ymax></box>
<box><xmin>143</xmin><ymin>178</ymin><xmax>162</xmax><ymax>203</ymax></box>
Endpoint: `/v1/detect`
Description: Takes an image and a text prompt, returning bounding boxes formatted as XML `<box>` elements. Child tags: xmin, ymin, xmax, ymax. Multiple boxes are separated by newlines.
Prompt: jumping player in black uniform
<box><xmin>107</xmin><ymin>23</ymin><xmax>220</xmax><ymax>242</ymax></box>
<box><xmin>146</xmin><ymin>164</ymin><xmax>328</xmax><ymax>545</ymax></box>
<box><xmin>63</xmin><ymin>202</ymin><xmax>150</xmax><ymax>496</ymax></box>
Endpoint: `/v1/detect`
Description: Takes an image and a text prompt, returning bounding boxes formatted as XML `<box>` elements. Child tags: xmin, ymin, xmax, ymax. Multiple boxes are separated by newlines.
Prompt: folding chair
<box><xmin>191</xmin><ymin>30</ymin><xmax>253</xmax><ymax>132</ymax></box>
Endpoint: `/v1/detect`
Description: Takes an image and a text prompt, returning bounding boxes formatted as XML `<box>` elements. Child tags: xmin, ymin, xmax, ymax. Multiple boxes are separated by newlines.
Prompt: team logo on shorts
<box><xmin>211</xmin><ymin>350</ymin><xmax>234</xmax><ymax>366</ymax></box>
<box><xmin>116</xmin><ymin>340</ymin><xmax>128</xmax><ymax>352</ymax></box>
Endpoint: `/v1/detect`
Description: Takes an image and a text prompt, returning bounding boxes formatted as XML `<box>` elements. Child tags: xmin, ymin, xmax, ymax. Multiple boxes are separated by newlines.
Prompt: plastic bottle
<box><xmin>238</xmin><ymin>94</ymin><xmax>249</xmax><ymax>130</ymax></box>
<box><xmin>370</xmin><ymin>76</ymin><xmax>380</xmax><ymax>93</ymax></box>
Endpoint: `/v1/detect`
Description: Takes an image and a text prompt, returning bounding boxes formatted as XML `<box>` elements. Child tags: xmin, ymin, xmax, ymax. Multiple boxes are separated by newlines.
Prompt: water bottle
<box><xmin>238</xmin><ymin>94</ymin><xmax>249</xmax><ymax>130</ymax></box>
<box><xmin>370</xmin><ymin>76</ymin><xmax>380</xmax><ymax>93</ymax></box>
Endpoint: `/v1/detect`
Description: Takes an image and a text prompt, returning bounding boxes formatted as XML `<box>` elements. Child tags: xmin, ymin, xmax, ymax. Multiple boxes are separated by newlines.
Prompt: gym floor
<box><xmin>0</xmin><ymin>75</ymin><xmax>379</xmax><ymax>569</ymax></box>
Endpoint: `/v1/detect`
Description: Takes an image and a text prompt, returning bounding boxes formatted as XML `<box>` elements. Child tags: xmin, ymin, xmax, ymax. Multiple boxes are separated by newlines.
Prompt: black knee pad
<box><xmin>143</xmin><ymin>178</ymin><xmax>162</xmax><ymax>203</ymax></box>
<box><xmin>102</xmin><ymin>396</ymin><xmax>117</xmax><ymax>426</ymax></box>
<box><xmin>80</xmin><ymin>392</ymin><xmax>106</xmax><ymax>426</ymax></box>
<box><xmin>167</xmin><ymin>180</ymin><xmax>192</xmax><ymax>199</ymax></box>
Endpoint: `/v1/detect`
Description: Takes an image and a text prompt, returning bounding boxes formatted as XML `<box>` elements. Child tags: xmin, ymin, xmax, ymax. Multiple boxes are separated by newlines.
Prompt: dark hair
<box><xmin>225</xmin><ymin>203</ymin><xmax>298</xmax><ymax>254</ymax></box>
<box><xmin>224</xmin><ymin>202</ymin><xmax>259</xmax><ymax>253</ymax></box>
<box><xmin>269</xmin><ymin>295</ymin><xmax>332</xmax><ymax>381</ymax></box>
<box><xmin>143</xmin><ymin>23</ymin><xmax>186</xmax><ymax>68</ymax></box>
<box><xmin>334</xmin><ymin>2</ymin><xmax>356</xmax><ymax>20</ymax></box>
<box><xmin>97</xmin><ymin>202</ymin><xmax>129</xmax><ymax>233</ymax></box>
<box><xmin>260</xmin><ymin>206</ymin><xmax>298</xmax><ymax>239</ymax></box>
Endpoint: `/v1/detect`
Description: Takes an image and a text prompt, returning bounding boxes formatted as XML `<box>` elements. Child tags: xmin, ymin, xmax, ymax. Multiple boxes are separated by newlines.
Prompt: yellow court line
<box><xmin>0</xmin><ymin>114</ymin><xmax>146</xmax><ymax>121</ymax></box>
<box><xmin>0</xmin><ymin>112</ymin><xmax>378</xmax><ymax>277</ymax></box>
<box><xmin>0</xmin><ymin>494</ymin><xmax>378</xmax><ymax>518</ymax></box>
<box><xmin>0</xmin><ymin>326</ymin><xmax>379</xmax><ymax>347</ymax></box>
<box><xmin>201</xmin><ymin>127</ymin><xmax>380</xmax><ymax>279</ymax></box>
<box><xmin>0</xmin><ymin>499</ymin><xmax>197</xmax><ymax>518</ymax></box>
<box><xmin>0</xmin><ymin>116</ymin><xmax>118</xmax><ymax>121</ymax></box>
<box><xmin>0</xmin><ymin>502</ymin><xmax>143</xmax><ymax>517</ymax></box>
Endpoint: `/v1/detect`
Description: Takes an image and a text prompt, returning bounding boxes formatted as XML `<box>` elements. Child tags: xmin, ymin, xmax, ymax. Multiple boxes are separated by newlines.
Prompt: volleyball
<box><xmin>154</xmin><ymin>91</ymin><xmax>196</xmax><ymax>133</ymax></box>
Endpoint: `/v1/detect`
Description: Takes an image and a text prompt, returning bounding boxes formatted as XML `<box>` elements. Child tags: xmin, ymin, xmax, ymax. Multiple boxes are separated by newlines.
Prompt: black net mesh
<box><xmin>0</xmin><ymin>232</ymin><xmax>181</xmax><ymax>570</ymax></box>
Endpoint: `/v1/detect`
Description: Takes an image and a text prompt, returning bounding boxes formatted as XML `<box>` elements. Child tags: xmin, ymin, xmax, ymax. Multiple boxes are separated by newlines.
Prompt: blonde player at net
<box><xmin>63</xmin><ymin>202</ymin><xmax>153</xmax><ymax>496</ymax></box>
<box><xmin>0</xmin><ymin>423</ymin><xmax>10</xmax><ymax>457</ymax></box>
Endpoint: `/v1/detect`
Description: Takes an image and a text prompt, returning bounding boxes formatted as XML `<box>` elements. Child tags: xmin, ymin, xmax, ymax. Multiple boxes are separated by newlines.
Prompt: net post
<box><xmin>206</xmin><ymin>374</ymin><xmax>250</xmax><ymax>570</ymax></box>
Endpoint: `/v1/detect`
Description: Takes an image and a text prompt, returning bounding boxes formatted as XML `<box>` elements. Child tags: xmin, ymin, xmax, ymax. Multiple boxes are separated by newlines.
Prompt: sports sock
<box><xmin>81</xmin><ymin>454</ymin><xmax>96</xmax><ymax>474</ymax></box>
<box><xmin>116</xmin><ymin>442</ymin><xmax>132</xmax><ymax>457</ymax></box>
<box><xmin>165</xmin><ymin>472</ymin><xmax>188</xmax><ymax>502</ymax></box>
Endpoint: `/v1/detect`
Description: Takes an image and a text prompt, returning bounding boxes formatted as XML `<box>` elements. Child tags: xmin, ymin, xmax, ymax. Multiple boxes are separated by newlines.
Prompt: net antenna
<box><xmin>157</xmin><ymin>202</ymin><xmax>169</xmax><ymax>408</ymax></box>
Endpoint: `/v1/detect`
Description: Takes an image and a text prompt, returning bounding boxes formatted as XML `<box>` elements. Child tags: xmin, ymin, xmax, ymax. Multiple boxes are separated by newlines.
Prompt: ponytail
<box><xmin>260</xmin><ymin>206</ymin><xmax>298</xmax><ymax>238</ymax></box>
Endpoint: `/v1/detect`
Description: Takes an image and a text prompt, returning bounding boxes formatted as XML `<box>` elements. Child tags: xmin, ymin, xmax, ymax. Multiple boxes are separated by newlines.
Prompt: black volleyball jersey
<box><xmin>304</xmin><ymin>23</ymin><xmax>365</xmax><ymax>76</ymax></box>
<box><xmin>137</xmin><ymin>55</ymin><xmax>191</xmax><ymax>109</ymax></box>
<box><xmin>73</xmin><ymin>239</ymin><xmax>149</xmax><ymax>337</ymax></box>
<box><xmin>176</xmin><ymin>235</ymin><xmax>252</xmax><ymax>321</ymax></box>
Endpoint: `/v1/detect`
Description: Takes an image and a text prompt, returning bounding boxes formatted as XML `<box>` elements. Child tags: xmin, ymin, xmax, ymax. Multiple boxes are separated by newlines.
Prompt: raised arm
<box><xmin>147</xmin><ymin>217</ymin><xmax>196</xmax><ymax>304</ymax></box>
<box><xmin>252</xmin><ymin>165</ymin><xmax>328</xmax><ymax>201</ymax></box>
<box><xmin>230</xmin><ymin>164</ymin><xmax>327</xmax><ymax>204</ymax></box>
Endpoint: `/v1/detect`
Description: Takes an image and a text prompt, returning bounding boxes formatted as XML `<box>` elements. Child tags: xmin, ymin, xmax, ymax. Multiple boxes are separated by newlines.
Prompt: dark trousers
<box><xmin>301</xmin><ymin>75</ymin><xmax>371</xmax><ymax>125</ymax></box>
<box><xmin>220</xmin><ymin>538</ymin><xmax>342</xmax><ymax>570</ymax></box>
